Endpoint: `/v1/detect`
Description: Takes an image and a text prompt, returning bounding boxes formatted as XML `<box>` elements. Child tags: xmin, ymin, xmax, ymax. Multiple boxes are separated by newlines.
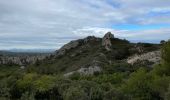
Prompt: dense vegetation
<box><xmin>0</xmin><ymin>41</ymin><xmax>169</xmax><ymax>100</ymax></box>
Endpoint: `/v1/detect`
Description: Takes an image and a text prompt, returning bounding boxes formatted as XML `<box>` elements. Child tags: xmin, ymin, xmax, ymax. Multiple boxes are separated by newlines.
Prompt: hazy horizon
<box><xmin>0</xmin><ymin>36</ymin><xmax>164</xmax><ymax>50</ymax></box>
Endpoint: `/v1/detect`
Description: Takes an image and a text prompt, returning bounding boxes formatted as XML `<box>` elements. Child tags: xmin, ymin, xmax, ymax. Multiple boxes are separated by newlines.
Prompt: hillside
<box><xmin>1</xmin><ymin>32</ymin><xmax>170</xmax><ymax>100</ymax></box>
<box><xmin>28</xmin><ymin>32</ymin><xmax>161</xmax><ymax>75</ymax></box>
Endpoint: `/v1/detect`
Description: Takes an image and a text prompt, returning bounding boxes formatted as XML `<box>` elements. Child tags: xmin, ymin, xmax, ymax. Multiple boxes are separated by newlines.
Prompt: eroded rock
<box><xmin>55</xmin><ymin>36</ymin><xmax>100</xmax><ymax>56</ymax></box>
<box><xmin>55</xmin><ymin>40</ymin><xmax>80</xmax><ymax>56</ymax></box>
<box><xmin>0</xmin><ymin>56</ymin><xmax>46</xmax><ymax>65</ymax></box>
<box><xmin>102</xmin><ymin>32</ymin><xmax>114</xmax><ymax>51</ymax></box>
<box><xmin>64</xmin><ymin>65</ymin><xmax>101</xmax><ymax>77</ymax></box>
<box><xmin>127</xmin><ymin>50</ymin><xmax>161</xmax><ymax>66</ymax></box>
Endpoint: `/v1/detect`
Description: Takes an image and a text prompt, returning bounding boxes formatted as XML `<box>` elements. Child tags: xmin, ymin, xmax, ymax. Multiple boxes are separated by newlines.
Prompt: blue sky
<box><xmin>0</xmin><ymin>0</ymin><xmax>170</xmax><ymax>49</ymax></box>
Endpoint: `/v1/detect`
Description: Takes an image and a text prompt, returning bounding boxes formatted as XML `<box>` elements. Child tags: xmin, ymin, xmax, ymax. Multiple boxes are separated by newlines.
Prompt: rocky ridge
<box><xmin>55</xmin><ymin>36</ymin><xmax>100</xmax><ymax>56</ymax></box>
<box><xmin>62</xmin><ymin>32</ymin><xmax>161</xmax><ymax>76</ymax></box>
<box><xmin>27</xmin><ymin>32</ymin><xmax>161</xmax><ymax>76</ymax></box>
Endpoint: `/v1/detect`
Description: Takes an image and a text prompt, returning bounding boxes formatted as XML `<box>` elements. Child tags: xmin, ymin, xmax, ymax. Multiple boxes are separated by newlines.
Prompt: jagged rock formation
<box><xmin>84</xmin><ymin>36</ymin><xmax>99</xmax><ymax>43</ymax></box>
<box><xmin>55</xmin><ymin>36</ymin><xmax>100</xmax><ymax>56</ymax></box>
<box><xmin>55</xmin><ymin>40</ymin><xmax>80</xmax><ymax>56</ymax></box>
<box><xmin>0</xmin><ymin>55</ymin><xmax>46</xmax><ymax>66</ymax></box>
<box><xmin>102</xmin><ymin>32</ymin><xmax>114</xmax><ymax>51</ymax></box>
<box><xmin>127</xmin><ymin>50</ymin><xmax>161</xmax><ymax>66</ymax></box>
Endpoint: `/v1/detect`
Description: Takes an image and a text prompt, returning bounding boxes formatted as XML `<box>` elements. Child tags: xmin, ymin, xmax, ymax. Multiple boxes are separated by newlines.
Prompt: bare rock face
<box><xmin>55</xmin><ymin>40</ymin><xmax>80</xmax><ymax>56</ymax></box>
<box><xmin>64</xmin><ymin>59</ymin><xmax>102</xmax><ymax>77</ymax></box>
<box><xmin>127</xmin><ymin>50</ymin><xmax>161</xmax><ymax>66</ymax></box>
<box><xmin>64</xmin><ymin>65</ymin><xmax>101</xmax><ymax>77</ymax></box>
<box><xmin>55</xmin><ymin>36</ymin><xmax>100</xmax><ymax>56</ymax></box>
<box><xmin>0</xmin><ymin>56</ymin><xmax>46</xmax><ymax>66</ymax></box>
<box><xmin>102</xmin><ymin>32</ymin><xmax>114</xmax><ymax>51</ymax></box>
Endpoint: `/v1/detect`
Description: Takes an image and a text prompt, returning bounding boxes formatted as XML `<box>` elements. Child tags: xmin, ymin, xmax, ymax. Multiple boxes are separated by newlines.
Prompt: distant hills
<box><xmin>0</xmin><ymin>49</ymin><xmax>54</xmax><ymax>66</ymax></box>
<box><xmin>6</xmin><ymin>49</ymin><xmax>55</xmax><ymax>53</ymax></box>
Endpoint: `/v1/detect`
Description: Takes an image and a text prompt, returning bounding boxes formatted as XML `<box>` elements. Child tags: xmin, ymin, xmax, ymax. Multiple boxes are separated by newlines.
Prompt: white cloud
<box><xmin>0</xmin><ymin>0</ymin><xmax>170</xmax><ymax>49</ymax></box>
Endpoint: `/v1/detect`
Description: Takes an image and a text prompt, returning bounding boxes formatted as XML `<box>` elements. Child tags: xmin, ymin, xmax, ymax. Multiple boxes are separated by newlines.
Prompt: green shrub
<box><xmin>63</xmin><ymin>86</ymin><xmax>88</xmax><ymax>100</ymax></box>
<box><xmin>104</xmin><ymin>89</ymin><xmax>126</xmax><ymax>100</ymax></box>
<box><xmin>122</xmin><ymin>68</ymin><xmax>154</xmax><ymax>100</ymax></box>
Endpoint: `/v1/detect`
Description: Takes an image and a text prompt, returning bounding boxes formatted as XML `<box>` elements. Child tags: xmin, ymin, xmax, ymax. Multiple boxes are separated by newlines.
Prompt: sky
<box><xmin>0</xmin><ymin>0</ymin><xmax>170</xmax><ymax>50</ymax></box>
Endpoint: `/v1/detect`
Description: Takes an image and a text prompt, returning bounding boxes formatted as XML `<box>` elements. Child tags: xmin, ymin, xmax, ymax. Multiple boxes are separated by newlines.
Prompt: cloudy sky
<box><xmin>0</xmin><ymin>0</ymin><xmax>170</xmax><ymax>50</ymax></box>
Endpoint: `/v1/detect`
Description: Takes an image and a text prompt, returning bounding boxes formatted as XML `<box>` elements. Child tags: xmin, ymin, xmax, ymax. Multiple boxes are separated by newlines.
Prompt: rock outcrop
<box><xmin>64</xmin><ymin>65</ymin><xmax>101</xmax><ymax>77</ymax></box>
<box><xmin>55</xmin><ymin>36</ymin><xmax>100</xmax><ymax>56</ymax></box>
<box><xmin>55</xmin><ymin>40</ymin><xmax>80</xmax><ymax>56</ymax></box>
<box><xmin>84</xmin><ymin>36</ymin><xmax>99</xmax><ymax>43</ymax></box>
<box><xmin>127</xmin><ymin>50</ymin><xmax>161</xmax><ymax>66</ymax></box>
<box><xmin>102</xmin><ymin>32</ymin><xmax>114</xmax><ymax>51</ymax></box>
<box><xmin>17</xmin><ymin>31</ymin><xmax>161</xmax><ymax>76</ymax></box>
<box><xmin>0</xmin><ymin>55</ymin><xmax>46</xmax><ymax>66</ymax></box>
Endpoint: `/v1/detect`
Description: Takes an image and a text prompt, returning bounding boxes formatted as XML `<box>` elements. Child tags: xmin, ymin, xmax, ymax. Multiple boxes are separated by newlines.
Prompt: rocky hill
<box><xmin>28</xmin><ymin>32</ymin><xmax>161</xmax><ymax>75</ymax></box>
<box><xmin>1</xmin><ymin>32</ymin><xmax>168</xmax><ymax>100</ymax></box>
